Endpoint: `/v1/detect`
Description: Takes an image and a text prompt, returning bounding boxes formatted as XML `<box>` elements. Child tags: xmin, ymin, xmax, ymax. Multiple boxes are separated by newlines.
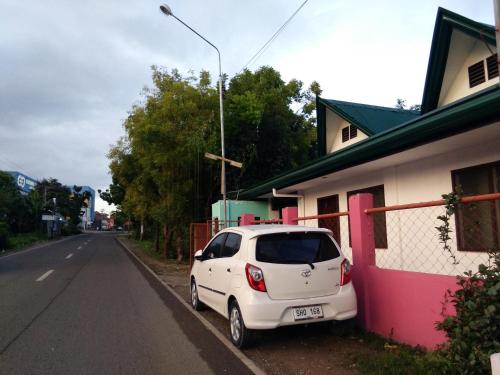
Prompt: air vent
<box><xmin>487</xmin><ymin>54</ymin><xmax>499</xmax><ymax>80</ymax></box>
<box><xmin>350</xmin><ymin>125</ymin><xmax>357</xmax><ymax>138</ymax></box>
<box><xmin>468</xmin><ymin>60</ymin><xmax>485</xmax><ymax>88</ymax></box>
<box><xmin>342</xmin><ymin>127</ymin><xmax>349</xmax><ymax>142</ymax></box>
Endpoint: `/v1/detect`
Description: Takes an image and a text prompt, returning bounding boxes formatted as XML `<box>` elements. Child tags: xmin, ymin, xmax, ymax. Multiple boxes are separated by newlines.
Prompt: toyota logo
<box><xmin>301</xmin><ymin>269</ymin><xmax>311</xmax><ymax>278</ymax></box>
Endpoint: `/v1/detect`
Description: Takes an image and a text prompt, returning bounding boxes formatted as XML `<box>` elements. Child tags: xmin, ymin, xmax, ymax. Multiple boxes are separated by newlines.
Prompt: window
<box><xmin>468</xmin><ymin>60</ymin><xmax>486</xmax><ymax>88</ymax></box>
<box><xmin>452</xmin><ymin>161</ymin><xmax>500</xmax><ymax>251</ymax></box>
<box><xmin>486</xmin><ymin>54</ymin><xmax>499</xmax><ymax>80</ymax></box>
<box><xmin>203</xmin><ymin>233</ymin><xmax>226</xmax><ymax>259</ymax></box>
<box><xmin>341</xmin><ymin>125</ymin><xmax>358</xmax><ymax>143</ymax></box>
<box><xmin>347</xmin><ymin>185</ymin><xmax>388</xmax><ymax>248</ymax></box>
<box><xmin>256</xmin><ymin>232</ymin><xmax>340</xmax><ymax>264</ymax></box>
<box><xmin>221</xmin><ymin>233</ymin><xmax>242</xmax><ymax>258</ymax></box>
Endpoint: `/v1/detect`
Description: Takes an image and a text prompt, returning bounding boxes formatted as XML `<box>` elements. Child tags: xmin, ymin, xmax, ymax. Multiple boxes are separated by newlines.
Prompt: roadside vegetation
<box><xmin>101</xmin><ymin>66</ymin><xmax>321</xmax><ymax>260</ymax></box>
<box><xmin>0</xmin><ymin>171</ymin><xmax>90</xmax><ymax>253</ymax></box>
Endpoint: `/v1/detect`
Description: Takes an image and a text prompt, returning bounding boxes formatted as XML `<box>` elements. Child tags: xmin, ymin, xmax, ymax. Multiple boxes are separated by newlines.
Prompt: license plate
<box><xmin>292</xmin><ymin>305</ymin><xmax>324</xmax><ymax>321</ymax></box>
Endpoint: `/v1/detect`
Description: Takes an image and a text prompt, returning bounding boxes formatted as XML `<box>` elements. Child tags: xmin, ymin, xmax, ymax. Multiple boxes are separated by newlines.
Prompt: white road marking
<box><xmin>36</xmin><ymin>270</ymin><xmax>54</xmax><ymax>282</ymax></box>
<box><xmin>77</xmin><ymin>246</ymin><xmax>82</xmax><ymax>250</ymax></box>
<box><xmin>66</xmin><ymin>253</ymin><xmax>73</xmax><ymax>259</ymax></box>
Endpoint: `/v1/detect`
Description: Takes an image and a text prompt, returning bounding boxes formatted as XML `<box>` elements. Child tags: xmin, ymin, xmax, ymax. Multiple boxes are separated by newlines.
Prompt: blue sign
<box><xmin>7</xmin><ymin>171</ymin><xmax>37</xmax><ymax>194</ymax></box>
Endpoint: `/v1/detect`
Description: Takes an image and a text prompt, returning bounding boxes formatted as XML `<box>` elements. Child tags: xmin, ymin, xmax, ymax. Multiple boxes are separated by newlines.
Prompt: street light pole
<box><xmin>159</xmin><ymin>4</ymin><xmax>228</xmax><ymax>224</ymax></box>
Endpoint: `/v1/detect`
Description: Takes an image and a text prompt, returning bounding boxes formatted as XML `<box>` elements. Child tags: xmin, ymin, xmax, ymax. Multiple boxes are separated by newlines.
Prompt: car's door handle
<box><xmin>209</xmin><ymin>267</ymin><xmax>212</xmax><ymax>272</ymax></box>
<box><xmin>227</xmin><ymin>268</ymin><xmax>231</xmax><ymax>273</ymax></box>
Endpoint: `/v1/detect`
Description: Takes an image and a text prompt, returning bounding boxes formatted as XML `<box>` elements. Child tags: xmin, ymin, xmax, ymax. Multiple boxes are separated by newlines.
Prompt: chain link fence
<box><xmin>374</xmin><ymin>201</ymin><xmax>498</xmax><ymax>276</ymax></box>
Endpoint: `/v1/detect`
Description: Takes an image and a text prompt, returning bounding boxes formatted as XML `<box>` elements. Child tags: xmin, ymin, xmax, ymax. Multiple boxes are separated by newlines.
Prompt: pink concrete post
<box><xmin>282</xmin><ymin>207</ymin><xmax>298</xmax><ymax>225</ymax></box>
<box><xmin>240</xmin><ymin>214</ymin><xmax>255</xmax><ymax>226</ymax></box>
<box><xmin>348</xmin><ymin>193</ymin><xmax>375</xmax><ymax>329</ymax></box>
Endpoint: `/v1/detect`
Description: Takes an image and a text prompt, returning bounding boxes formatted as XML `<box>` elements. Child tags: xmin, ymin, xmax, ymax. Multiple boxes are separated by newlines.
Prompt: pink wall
<box><xmin>364</xmin><ymin>266</ymin><xmax>458</xmax><ymax>349</ymax></box>
<box><xmin>348</xmin><ymin>194</ymin><xmax>458</xmax><ymax>350</ymax></box>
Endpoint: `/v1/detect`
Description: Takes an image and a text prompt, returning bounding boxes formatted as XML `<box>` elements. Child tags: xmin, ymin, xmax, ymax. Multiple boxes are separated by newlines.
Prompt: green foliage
<box><xmin>7</xmin><ymin>231</ymin><xmax>46</xmax><ymax>250</ymax></box>
<box><xmin>435</xmin><ymin>188</ymin><xmax>462</xmax><ymax>264</ymax></box>
<box><xmin>395</xmin><ymin>98</ymin><xmax>421</xmax><ymax>112</ymax></box>
<box><xmin>34</xmin><ymin>179</ymin><xmax>90</xmax><ymax>229</ymax></box>
<box><xmin>436</xmin><ymin>252</ymin><xmax>500</xmax><ymax>374</ymax></box>
<box><xmin>0</xmin><ymin>172</ymin><xmax>38</xmax><ymax>234</ymax></box>
<box><xmin>105</xmin><ymin>65</ymin><xmax>322</xmax><ymax>258</ymax></box>
<box><xmin>225</xmin><ymin>67</ymin><xmax>321</xmax><ymax>189</ymax></box>
<box><xmin>349</xmin><ymin>329</ymin><xmax>454</xmax><ymax>374</ymax></box>
<box><xmin>0</xmin><ymin>221</ymin><xmax>9</xmax><ymax>250</ymax></box>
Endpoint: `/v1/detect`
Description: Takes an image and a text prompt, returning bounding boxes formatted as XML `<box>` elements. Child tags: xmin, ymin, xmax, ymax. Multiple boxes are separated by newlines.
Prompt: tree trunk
<box><xmin>163</xmin><ymin>224</ymin><xmax>169</xmax><ymax>258</ymax></box>
<box><xmin>176</xmin><ymin>234</ymin><xmax>183</xmax><ymax>264</ymax></box>
<box><xmin>139</xmin><ymin>218</ymin><xmax>144</xmax><ymax>241</ymax></box>
<box><xmin>154</xmin><ymin>222</ymin><xmax>160</xmax><ymax>253</ymax></box>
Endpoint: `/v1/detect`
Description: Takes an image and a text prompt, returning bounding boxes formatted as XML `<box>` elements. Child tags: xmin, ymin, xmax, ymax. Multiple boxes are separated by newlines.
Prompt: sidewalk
<box><xmin>119</xmin><ymin>237</ymin><xmax>376</xmax><ymax>375</ymax></box>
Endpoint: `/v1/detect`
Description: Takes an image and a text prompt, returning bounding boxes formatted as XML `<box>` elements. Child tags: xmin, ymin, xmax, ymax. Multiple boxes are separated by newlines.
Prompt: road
<box><xmin>0</xmin><ymin>233</ymin><xmax>252</xmax><ymax>375</ymax></box>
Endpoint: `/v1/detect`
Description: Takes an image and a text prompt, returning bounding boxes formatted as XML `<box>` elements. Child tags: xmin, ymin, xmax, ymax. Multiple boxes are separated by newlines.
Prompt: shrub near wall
<box><xmin>437</xmin><ymin>252</ymin><xmax>500</xmax><ymax>374</ymax></box>
<box><xmin>0</xmin><ymin>221</ymin><xmax>9</xmax><ymax>250</ymax></box>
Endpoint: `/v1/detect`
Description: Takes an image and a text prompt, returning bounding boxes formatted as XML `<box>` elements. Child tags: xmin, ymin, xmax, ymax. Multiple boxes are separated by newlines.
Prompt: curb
<box><xmin>115</xmin><ymin>237</ymin><xmax>265</xmax><ymax>375</ymax></box>
<box><xmin>0</xmin><ymin>234</ymin><xmax>82</xmax><ymax>259</ymax></box>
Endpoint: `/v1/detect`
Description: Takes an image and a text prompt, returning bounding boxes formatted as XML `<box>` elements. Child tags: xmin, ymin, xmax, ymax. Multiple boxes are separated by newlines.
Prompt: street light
<box><xmin>159</xmin><ymin>4</ymin><xmax>228</xmax><ymax>224</ymax></box>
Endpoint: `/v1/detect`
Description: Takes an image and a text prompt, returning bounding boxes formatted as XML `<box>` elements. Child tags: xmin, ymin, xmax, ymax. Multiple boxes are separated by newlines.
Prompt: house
<box><xmin>239</xmin><ymin>8</ymin><xmax>500</xmax><ymax>276</ymax></box>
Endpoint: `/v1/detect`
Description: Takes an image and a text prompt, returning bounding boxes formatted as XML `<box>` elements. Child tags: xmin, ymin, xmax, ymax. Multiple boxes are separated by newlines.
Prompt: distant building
<box><xmin>5</xmin><ymin>170</ymin><xmax>95</xmax><ymax>228</ymax></box>
<box><xmin>74</xmin><ymin>186</ymin><xmax>95</xmax><ymax>226</ymax></box>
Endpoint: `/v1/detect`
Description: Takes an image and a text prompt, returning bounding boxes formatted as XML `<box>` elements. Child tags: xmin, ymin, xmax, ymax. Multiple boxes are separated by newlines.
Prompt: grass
<box><xmin>352</xmin><ymin>330</ymin><xmax>454</xmax><ymax>374</ymax></box>
<box><xmin>0</xmin><ymin>231</ymin><xmax>48</xmax><ymax>255</ymax></box>
<box><xmin>127</xmin><ymin>237</ymin><xmax>191</xmax><ymax>266</ymax></box>
<box><xmin>132</xmin><ymin>238</ymin><xmax>166</xmax><ymax>261</ymax></box>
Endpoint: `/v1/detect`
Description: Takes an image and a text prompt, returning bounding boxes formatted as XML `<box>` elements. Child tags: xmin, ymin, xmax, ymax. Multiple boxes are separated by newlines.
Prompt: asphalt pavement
<box><xmin>0</xmin><ymin>233</ymin><xmax>252</xmax><ymax>375</ymax></box>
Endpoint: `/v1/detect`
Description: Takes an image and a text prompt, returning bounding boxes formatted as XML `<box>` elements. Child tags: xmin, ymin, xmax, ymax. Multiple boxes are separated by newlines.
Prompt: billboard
<box><xmin>7</xmin><ymin>171</ymin><xmax>37</xmax><ymax>194</ymax></box>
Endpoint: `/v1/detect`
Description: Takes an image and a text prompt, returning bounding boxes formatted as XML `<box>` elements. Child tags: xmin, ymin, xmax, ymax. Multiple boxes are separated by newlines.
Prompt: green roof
<box><xmin>421</xmin><ymin>7</ymin><xmax>496</xmax><ymax>113</ymax></box>
<box><xmin>319</xmin><ymin>98</ymin><xmax>419</xmax><ymax>135</ymax></box>
<box><xmin>316</xmin><ymin>98</ymin><xmax>419</xmax><ymax>156</ymax></box>
<box><xmin>239</xmin><ymin>86</ymin><xmax>500</xmax><ymax>200</ymax></box>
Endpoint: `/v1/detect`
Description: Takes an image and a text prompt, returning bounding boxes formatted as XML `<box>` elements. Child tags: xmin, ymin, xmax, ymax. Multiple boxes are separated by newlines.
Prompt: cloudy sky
<box><xmin>0</xmin><ymin>0</ymin><xmax>495</xmax><ymax>212</ymax></box>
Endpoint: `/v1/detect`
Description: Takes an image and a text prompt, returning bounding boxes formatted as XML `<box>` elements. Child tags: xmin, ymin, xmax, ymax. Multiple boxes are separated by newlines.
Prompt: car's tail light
<box><xmin>245</xmin><ymin>263</ymin><xmax>267</xmax><ymax>292</ymax></box>
<box><xmin>340</xmin><ymin>258</ymin><xmax>352</xmax><ymax>286</ymax></box>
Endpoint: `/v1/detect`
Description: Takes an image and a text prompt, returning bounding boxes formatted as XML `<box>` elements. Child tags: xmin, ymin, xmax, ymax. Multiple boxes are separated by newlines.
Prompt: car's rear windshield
<box><xmin>255</xmin><ymin>232</ymin><xmax>340</xmax><ymax>264</ymax></box>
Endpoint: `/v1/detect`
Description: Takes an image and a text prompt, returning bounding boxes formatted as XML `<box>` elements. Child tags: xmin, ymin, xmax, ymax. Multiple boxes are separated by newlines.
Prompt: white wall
<box><xmin>325</xmin><ymin>110</ymin><xmax>368</xmax><ymax>153</ymax></box>
<box><xmin>297</xmin><ymin>126</ymin><xmax>500</xmax><ymax>275</ymax></box>
<box><xmin>439</xmin><ymin>30</ymin><xmax>498</xmax><ymax>107</ymax></box>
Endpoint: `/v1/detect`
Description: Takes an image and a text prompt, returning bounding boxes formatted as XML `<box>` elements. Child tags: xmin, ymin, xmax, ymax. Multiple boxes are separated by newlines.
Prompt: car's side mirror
<box><xmin>194</xmin><ymin>249</ymin><xmax>203</xmax><ymax>261</ymax></box>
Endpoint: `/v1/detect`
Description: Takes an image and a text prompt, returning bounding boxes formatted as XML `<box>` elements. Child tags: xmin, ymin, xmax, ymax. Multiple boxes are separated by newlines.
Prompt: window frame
<box><xmin>451</xmin><ymin>161</ymin><xmax>500</xmax><ymax>252</ymax></box>
<box><xmin>347</xmin><ymin>184</ymin><xmax>388</xmax><ymax>249</ymax></box>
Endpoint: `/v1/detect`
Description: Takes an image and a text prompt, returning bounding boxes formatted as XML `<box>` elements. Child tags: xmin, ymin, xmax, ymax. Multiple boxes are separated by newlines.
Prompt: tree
<box><xmin>104</xmin><ymin>65</ymin><xmax>322</xmax><ymax>260</ymax></box>
<box><xmin>34</xmin><ymin>179</ymin><xmax>89</xmax><ymax>233</ymax></box>
<box><xmin>395</xmin><ymin>98</ymin><xmax>421</xmax><ymax>111</ymax></box>
<box><xmin>224</xmin><ymin>66</ymin><xmax>321</xmax><ymax>190</ymax></box>
<box><xmin>106</xmin><ymin>67</ymin><xmax>220</xmax><ymax>259</ymax></box>
<box><xmin>0</xmin><ymin>172</ymin><xmax>33</xmax><ymax>234</ymax></box>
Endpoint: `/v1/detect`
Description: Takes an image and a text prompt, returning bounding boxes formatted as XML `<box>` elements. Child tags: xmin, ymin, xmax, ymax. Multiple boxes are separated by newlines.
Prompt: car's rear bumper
<box><xmin>240</xmin><ymin>282</ymin><xmax>357</xmax><ymax>329</ymax></box>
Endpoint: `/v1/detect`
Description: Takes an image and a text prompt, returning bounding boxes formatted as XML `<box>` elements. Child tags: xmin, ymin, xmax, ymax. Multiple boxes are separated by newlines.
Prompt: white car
<box><xmin>190</xmin><ymin>225</ymin><xmax>357</xmax><ymax>348</ymax></box>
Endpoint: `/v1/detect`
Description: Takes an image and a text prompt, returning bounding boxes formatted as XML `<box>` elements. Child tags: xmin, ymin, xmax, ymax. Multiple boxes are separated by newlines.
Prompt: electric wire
<box><xmin>239</xmin><ymin>0</ymin><xmax>310</xmax><ymax>73</ymax></box>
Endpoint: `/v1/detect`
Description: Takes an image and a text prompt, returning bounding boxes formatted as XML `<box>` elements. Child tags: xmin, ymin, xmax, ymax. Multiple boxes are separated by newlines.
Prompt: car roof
<box><xmin>221</xmin><ymin>225</ymin><xmax>332</xmax><ymax>237</ymax></box>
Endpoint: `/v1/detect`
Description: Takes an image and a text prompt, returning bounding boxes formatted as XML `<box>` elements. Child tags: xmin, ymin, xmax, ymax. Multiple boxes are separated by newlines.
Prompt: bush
<box><xmin>0</xmin><ymin>221</ymin><xmax>10</xmax><ymax>250</ymax></box>
<box><xmin>437</xmin><ymin>252</ymin><xmax>500</xmax><ymax>374</ymax></box>
<box><xmin>8</xmin><ymin>232</ymin><xmax>46</xmax><ymax>249</ymax></box>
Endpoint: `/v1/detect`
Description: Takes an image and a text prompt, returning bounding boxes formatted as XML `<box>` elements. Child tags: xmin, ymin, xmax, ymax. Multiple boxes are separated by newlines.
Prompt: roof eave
<box><xmin>239</xmin><ymin>86</ymin><xmax>500</xmax><ymax>200</ymax></box>
<box><xmin>421</xmin><ymin>7</ymin><xmax>496</xmax><ymax>113</ymax></box>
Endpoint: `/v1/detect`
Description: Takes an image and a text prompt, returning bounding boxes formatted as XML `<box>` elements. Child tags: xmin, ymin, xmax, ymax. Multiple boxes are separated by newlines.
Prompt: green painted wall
<box><xmin>211</xmin><ymin>200</ymin><xmax>269</xmax><ymax>226</ymax></box>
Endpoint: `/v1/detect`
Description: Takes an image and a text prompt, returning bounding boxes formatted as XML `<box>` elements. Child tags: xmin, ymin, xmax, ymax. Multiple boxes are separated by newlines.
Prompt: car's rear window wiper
<box><xmin>286</xmin><ymin>259</ymin><xmax>315</xmax><ymax>270</ymax></box>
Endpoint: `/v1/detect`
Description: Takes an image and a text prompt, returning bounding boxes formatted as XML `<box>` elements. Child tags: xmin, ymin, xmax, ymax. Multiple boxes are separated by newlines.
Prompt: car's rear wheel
<box><xmin>191</xmin><ymin>279</ymin><xmax>205</xmax><ymax>311</ymax></box>
<box><xmin>229</xmin><ymin>300</ymin><xmax>255</xmax><ymax>349</ymax></box>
